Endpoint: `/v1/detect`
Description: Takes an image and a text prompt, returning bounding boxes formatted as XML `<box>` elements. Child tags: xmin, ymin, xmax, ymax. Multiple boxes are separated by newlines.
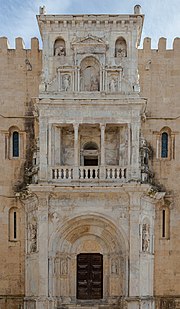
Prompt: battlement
<box><xmin>0</xmin><ymin>37</ymin><xmax>40</xmax><ymax>51</ymax></box>
<box><xmin>141</xmin><ymin>37</ymin><xmax>180</xmax><ymax>52</ymax></box>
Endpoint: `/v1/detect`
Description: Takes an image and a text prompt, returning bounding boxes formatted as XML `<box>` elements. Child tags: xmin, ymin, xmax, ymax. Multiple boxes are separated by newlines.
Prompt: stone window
<box><xmin>9</xmin><ymin>207</ymin><xmax>18</xmax><ymax>241</ymax></box>
<box><xmin>54</xmin><ymin>38</ymin><xmax>66</xmax><ymax>56</ymax></box>
<box><xmin>115</xmin><ymin>37</ymin><xmax>127</xmax><ymax>58</ymax></box>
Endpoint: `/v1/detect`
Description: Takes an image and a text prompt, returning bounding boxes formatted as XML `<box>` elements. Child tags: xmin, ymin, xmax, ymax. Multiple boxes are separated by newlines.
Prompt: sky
<box><xmin>0</xmin><ymin>0</ymin><xmax>180</xmax><ymax>49</ymax></box>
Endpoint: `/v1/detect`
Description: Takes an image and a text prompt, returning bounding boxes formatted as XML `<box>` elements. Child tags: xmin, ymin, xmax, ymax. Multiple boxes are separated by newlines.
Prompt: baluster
<box><xmin>68</xmin><ymin>168</ymin><xmax>71</xmax><ymax>179</ymax></box>
<box><xmin>95</xmin><ymin>169</ymin><xmax>98</xmax><ymax>179</ymax></box>
<box><xmin>106</xmin><ymin>168</ymin><xmax>110</xmax><ymax>179</ymax></box>
<box><xmin>112</xmin><ymin>168</ymin><xmax>115</xmax><ymax>179</ymax></box>
<box><xmin>121</xmin><ymin>168</ymin><xmax>124</xmax><ymax>179</ymax></box>
<box><xmin>85</xmin><ymin>168</ymin><xmax>88</xmax><ymax>179</ymax></box>
<box><xmin>90</xmin><ymin>168</ymin><xmax>93</xmax><ymax>179</ymax></box>
<box><xmin>80</xmin><ymin>168</ymin><xmax>84</xmax><ymax>179</ymax></box>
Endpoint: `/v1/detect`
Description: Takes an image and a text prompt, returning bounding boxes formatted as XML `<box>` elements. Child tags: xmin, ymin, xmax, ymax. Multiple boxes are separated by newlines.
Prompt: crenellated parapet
<box><xmin>141</xmin><ymin>36</ymin><xmax>180</xmax><ymax>53</ymax></box>
<box><xmin>0</xmin><ymin>36</ymin><xmax>40</xmax><ymax>53</ymax></box>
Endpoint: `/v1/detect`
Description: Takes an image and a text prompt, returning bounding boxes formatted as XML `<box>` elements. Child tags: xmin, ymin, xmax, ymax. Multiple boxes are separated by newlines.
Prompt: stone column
<box><xmin>36</xmin><ymin>193</ymin><xmax>49</xmax><ymax>309</ymax></box>
<box><xmin>100</xmin><ymin>124</ymin><xmax>106</xmax><ymax>179</ymax></box>
<box><xmin>39</xmin><ymin>118</ymin><xmax>48</xmax><ymax>180</ymax></box>
<box><xmin>73</xmin><ymin>123</ymin><xmax>79</xmax><ymax>179</ymax></box>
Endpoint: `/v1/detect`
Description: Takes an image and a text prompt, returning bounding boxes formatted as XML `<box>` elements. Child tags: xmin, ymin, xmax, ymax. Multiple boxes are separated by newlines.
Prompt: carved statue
<box><xmin>29</xmin><ymin>223</ymin><xmax>37</xmax><ymax>253</ymax></box>
<box><xmin>116</xmin><ymin>48</ymin><xmax>126</xmax><ymax>58</ymax></box>
<box><xmin>55</xmin><ymin>45</ymin><xmax>65</xmax><ymax>56</ymax></box>
<box><xmin>109</xmin><ymin>78</ymin><xmax>117</xmax><ymax>92</ymax></box>
<box><xmin>62</xmin><ymin>75</ymin><xmax>71</xmax><ymax>91</ymax></box>
<box><xmin>90</xmin><ymin>75</ymin><xmax>99</xmax><ymax>91</ymax></box>
<box><xmin>111</xmin><ymin>258</ymin><xmax>119</xmax><ymax>274</ymax></box>
<box><xmin>142</xmin><ymin>223</ymin><xmax>150</xmax><ymax>252</ymax></box>
<box><xmin>60</xmin><ymin>258</ymin><xmax>68</xmax><ymax>275</ymax></box>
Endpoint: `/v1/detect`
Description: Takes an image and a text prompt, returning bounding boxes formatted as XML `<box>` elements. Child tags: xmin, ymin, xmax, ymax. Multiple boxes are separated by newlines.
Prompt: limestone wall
<box><xmin>139</xmin><ymin>37</ymin><xmax>180</xmax><ymax>299</ymax></box>
<box><xmin>0</xmin><ymin>37</ymin><xmax>41</xmax><ymax>304</ymax></box>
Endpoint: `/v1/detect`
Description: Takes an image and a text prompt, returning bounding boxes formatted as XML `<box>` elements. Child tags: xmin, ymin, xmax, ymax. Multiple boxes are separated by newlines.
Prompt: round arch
<box><xmin>49</xmin><ymin>213</ymin><xmax>128</xmax><ymax>300</ymax></box>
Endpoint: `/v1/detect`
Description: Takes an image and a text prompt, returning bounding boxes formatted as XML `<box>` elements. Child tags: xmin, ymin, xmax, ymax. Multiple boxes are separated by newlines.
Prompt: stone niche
<box><xmin>80</xmin><ymin>56</ymin><xmax>100</xmax><ymax>91</ymax></box>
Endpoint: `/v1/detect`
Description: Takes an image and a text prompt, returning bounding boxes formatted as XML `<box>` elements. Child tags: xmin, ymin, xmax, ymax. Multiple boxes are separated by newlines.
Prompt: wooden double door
<box><xmin>77</xmin><ymin>253</ymin><xmax>103</xmax><ymax>300</ymax></box>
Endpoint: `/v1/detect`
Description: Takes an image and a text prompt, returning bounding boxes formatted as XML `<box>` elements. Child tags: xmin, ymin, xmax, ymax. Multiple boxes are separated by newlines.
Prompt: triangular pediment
<box><xmin>72</xmin><ymin>35</ymin><xmax>107</xmax><ymax>46</ymax></box>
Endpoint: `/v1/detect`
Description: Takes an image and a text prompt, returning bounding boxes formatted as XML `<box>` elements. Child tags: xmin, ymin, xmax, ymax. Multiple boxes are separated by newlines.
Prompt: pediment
<box><xmin>72</xmin><ymin>35</ymin><xmax>108</xmax><ymax>47</ymax></box>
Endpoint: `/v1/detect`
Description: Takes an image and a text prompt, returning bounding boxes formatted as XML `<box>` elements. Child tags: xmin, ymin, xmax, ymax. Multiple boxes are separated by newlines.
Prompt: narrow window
<box><xmin>14</xmin><ymin>211</ymin><xmax>17</xmax><ymax>239</ymax></box>
<box><xmin>13</xmin><ymin>131</ymin><xmax>19</xmax><ymax>157</ymax></box>
<box><xmin>161</xmin><ymin>132</ymin><xmax>168</xmax><ymax>158</ymax></box>
<box><xmin>9</xmin><ymin>208</ymin><xmax>18</xmax><ymax>241</ymax></box>
<box><xmin>162</xmin><ymin>209</ymin><xmax>166</xmax><ymax>238</ymax></box>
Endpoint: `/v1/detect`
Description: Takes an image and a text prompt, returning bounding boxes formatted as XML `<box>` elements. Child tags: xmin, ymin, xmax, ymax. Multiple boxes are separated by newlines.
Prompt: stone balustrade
<box><xmin>50</xmin><ymin>166</ymin><xmax>127</xmax><ymax>182</ymax></box>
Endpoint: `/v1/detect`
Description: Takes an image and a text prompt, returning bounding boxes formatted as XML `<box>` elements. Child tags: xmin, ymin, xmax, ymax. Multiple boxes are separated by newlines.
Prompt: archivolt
<box><xmin>49</xmin><ymin>213</ymin><xmax>128</xmax><ymax>256</ymax></box>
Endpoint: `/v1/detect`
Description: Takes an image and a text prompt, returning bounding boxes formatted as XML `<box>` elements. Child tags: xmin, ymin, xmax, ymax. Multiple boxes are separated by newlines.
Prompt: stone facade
<box><xmin>0</xmin><ymin>5</ymin><xmax>179</xmax><ymax>309</ymax></box>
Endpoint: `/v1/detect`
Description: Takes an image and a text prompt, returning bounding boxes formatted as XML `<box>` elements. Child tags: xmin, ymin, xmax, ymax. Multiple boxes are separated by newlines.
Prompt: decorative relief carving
<box><xmin>111</xmin><ymin>257</ymin><xmax>119</xmax><ymax>274</ymax></box>
<box><xmin>71</xmin><ymin>34</ymin><xmax>108</xmax><ymax>54</ymax></box>
<box><xmin>54</xmin><ymin>256</ymin><xmax>69</xmax><ymax>277</ymax></box>
<box><xmin>142</xmin><ymin>223</ymin><xmax>150</xmax><ymax>253</ymax></box>
<box><xmin>60</xmin><ymin>258</ymin><xmax>68</xmax><ymax>275</ymax></box>
<box><xmin>29</xmin><ymin>222</ymin><xmax>37</xmax><ymax>253</ymax></box>
<box><xmin>57</xmin><ymin>68</ymin><xmax>74</xmax><ymax>92</ymax></box>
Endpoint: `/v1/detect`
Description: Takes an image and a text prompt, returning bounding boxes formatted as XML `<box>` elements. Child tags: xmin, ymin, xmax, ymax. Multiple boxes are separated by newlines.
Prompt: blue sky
<box><xmin>0</xmin><ymin>0</ymin><xmax>180</xmax><ymax>49</ymax></box>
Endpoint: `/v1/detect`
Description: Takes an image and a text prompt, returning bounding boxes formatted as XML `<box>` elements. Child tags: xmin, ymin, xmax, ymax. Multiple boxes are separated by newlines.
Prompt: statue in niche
<box><xmin>80</xmin><ymin>56</ymin><xmax>100</xmax><ymax>91</ymax></box>
<box><xmin>109</xmin><ymin>77</ymin><xmax>117</xmax><ymax>92</ymax></box>
<box><xmin>60</xmin><ymin>258</ymin><xmax>68</xmax><ymax>275</ymax></box>
<box><xmin>62</xmin><ymin>74</ymin><xmax>71</xmax><ymax>91</ymax></box>
<box><xmin>115</xmin><ymin>37</ymin><xmax>127</xmax><ymax>58</ymax></box>
<box><xmin>111</xmin><ymin>258</ymin><xmax>119</xmax><ymax>274</ymax></box>
<box><xmin>90</xmin><ymin>75</ymin><xmax>99</xmax><ymax>91</ymax></box>
<box><xmin>29</xmin><ymin>222</ymin><xmax>37</xmax><ymax>253</ymax></box>
<box><xmin>142</xmin><ymin>223</ymin><xmax>150</xmax><ymax>252</ymax></box>
<box><xmin>116</xmin><ymin>48</ymin><xmax>126</xmax><ymax>58</ymax></box>
<box><xmin>55</xmin><ymin>45</ymin><xmax>65</xmax><ymax>56</ymax></box>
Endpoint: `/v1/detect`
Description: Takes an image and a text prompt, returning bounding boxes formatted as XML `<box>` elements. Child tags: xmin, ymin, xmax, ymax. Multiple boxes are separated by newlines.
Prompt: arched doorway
<box><xmin>49</xmin><ymin>214</ymin><xmax>128</xmax><ymax>302</ymax></box>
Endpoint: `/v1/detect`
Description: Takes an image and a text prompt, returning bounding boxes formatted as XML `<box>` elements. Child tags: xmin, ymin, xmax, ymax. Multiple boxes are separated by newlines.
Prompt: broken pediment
<box><xmin>71</xmin><ymin>35</ymin><xmax>108</xmax><ymax>54</ymax></box>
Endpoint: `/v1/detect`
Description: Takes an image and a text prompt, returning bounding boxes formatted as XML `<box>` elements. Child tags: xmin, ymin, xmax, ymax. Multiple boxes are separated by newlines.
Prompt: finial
<box><xmin>39</xmin><ymin>5</ymin><xmax>46</xmax><ymax>15</ymax></box>
<box><xmin>134</xmin><ymin>5</ymin><xmax>142</xmax><ymax>15</ymax></box>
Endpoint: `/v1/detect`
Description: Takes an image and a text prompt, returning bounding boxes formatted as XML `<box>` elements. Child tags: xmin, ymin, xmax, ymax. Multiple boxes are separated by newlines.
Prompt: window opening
<box><xmin>161</xmin><ymin>132</ymin><xmax>168</xmax><ymax>158</ymax></box>
<box><xmin>162</xmin><ymin>209</ymin><xmax>166</xmax><ymax>238</ymax></box>
<box><xmin>14</xmin><ymin>211</ymin><xmax>17</xmax><ymax>239</ymax></box>
<box><xmin>13</xmin><ymin>131</ymin><xmax>19</xmax><ymax>157</ymax></box>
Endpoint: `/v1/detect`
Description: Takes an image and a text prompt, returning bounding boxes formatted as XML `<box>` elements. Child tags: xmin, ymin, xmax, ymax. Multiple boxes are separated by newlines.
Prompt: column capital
<box><xmin>100</xmin><ymin>123</ymin><xmax>106</xmax><ymax>130</ymax></box>
<box><xmin>73</xmin><ymin>123</ymin><xmax>79</xmax><ymax>130</ymax></box>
